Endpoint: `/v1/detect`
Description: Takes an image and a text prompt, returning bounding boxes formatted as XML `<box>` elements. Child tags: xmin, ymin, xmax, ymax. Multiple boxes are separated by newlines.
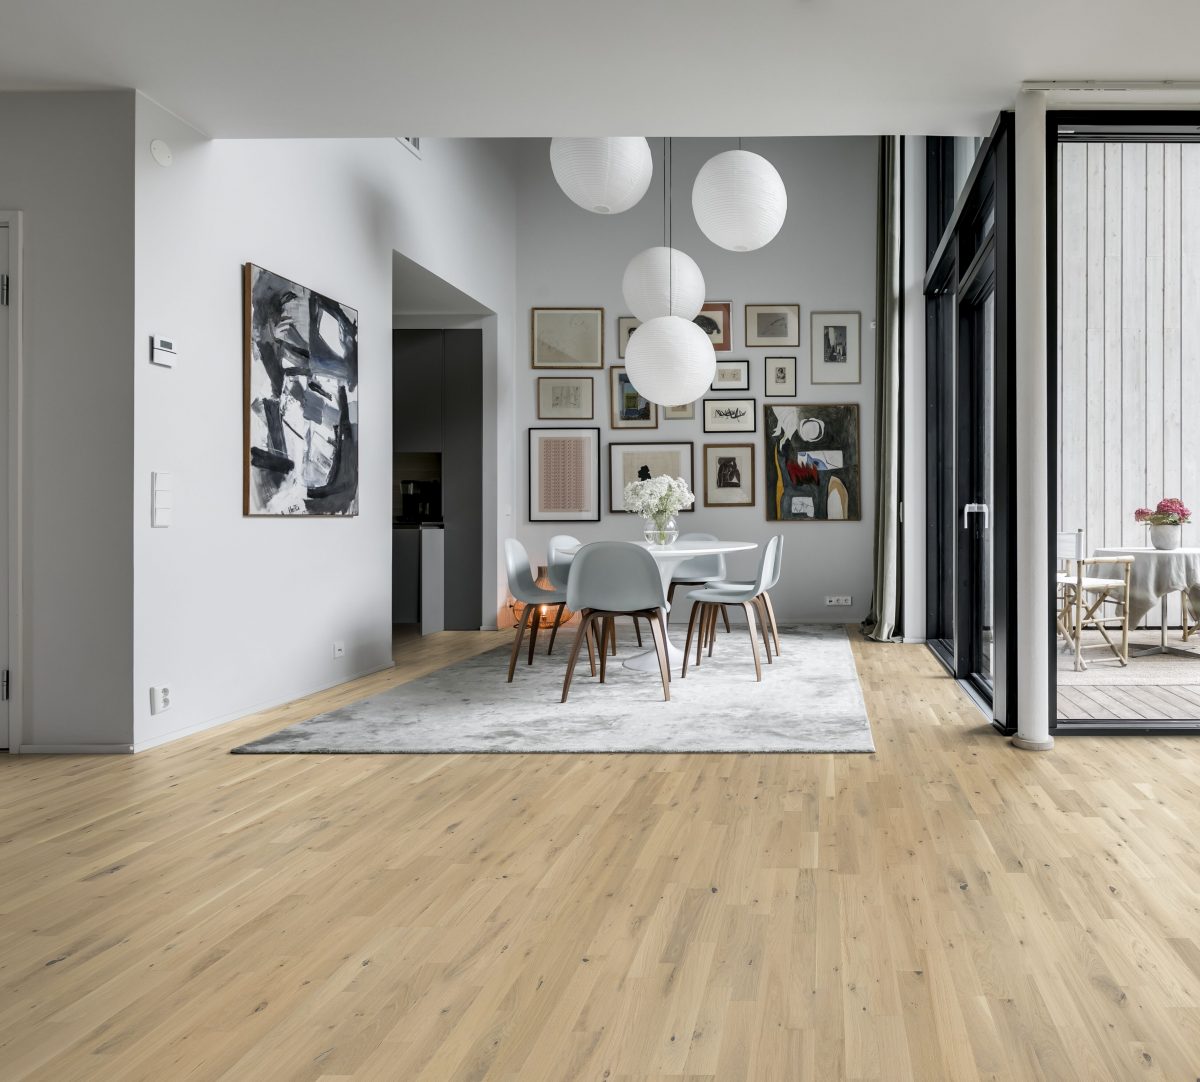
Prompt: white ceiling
<box><xmin>2</xmin><ymin>1</ymin><xmax>1199</xmax><ymax>137</ymax></box>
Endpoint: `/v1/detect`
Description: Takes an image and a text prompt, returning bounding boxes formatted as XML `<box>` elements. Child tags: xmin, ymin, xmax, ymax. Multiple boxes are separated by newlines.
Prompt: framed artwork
<box><xmin>662</xmin><ymin>402</ymin><xmax>695</xmax><ymax>420</ymax></box>
<box><xmin>765</xmin><ymin>356</ymin><xmax>797</xmax><ymax>397</ymax></box>
<box><xmin>763</xmin><ymin>404</ymin><xmax>861</xmax><ymax>521</ymax></box>
<box><xmin>694</xmin><ymin>301</ymin><xmax>732</xmax><ymax>351</ymax></box>
<box><xmin>609</xmin><ymin>442</ymin><xmax>695</xmax><ymax>513</ymax></box>
<box><xmin>243</xmin><ymin>263</ymin><xmax>359</xmax><ymax>517</ymax></box>
<box><xmin>745</xmin><ymin>303</ymin><xmax>800</xmax><ymax>347</ymax></box>
<box><xmin>537</xmin><ymin>376</ymin><xmax>594</xmax><ymax>420</ymax></box>
<box><xmin>529</xmin><ymin>427</ymin><xmax>601</xmax><ymax>521</ymax></box>
<box><xmin>617</xmin><ymin>316</ymin><xmax>641</xmax><ymax>359</ymax></box>
<box><xmin>710</xmin><ymin>359</ymin><xmax>750</xmax><ymax>392</ymax></box>
<box><xmin>811</xmin><ymin>311</ymin><xmax>862</xmax><ymax>384</ymax></box>
<box><xmin>703</xmin><ymin>397</ymin><xmax>756</xmax><ymax>433</ymax></box>
<box><xmin>610</xmin><ymin>366</ymin><xmax>658</xmax><ymax>429</ymax></box>
<box><xmin>531</xmin><ymin>307</ymin><xmax>604</xmax><ymax>368</ymax></box>
<box><xmin>703</xmin><ymin>443</ymin><xmax>756</xmax><ymax>507</ymax></box>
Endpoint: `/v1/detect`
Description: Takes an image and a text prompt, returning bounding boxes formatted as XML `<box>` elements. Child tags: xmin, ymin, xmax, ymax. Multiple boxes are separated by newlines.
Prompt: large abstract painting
<box><xmin>764</xmin><ymin>404</ymin><xmax>860</xmax><ymax>521</ymax></box>
<box><xmin>243</xmin><ymin>264</ymin><xmax>359</xmax><ymax>516</ymax></box>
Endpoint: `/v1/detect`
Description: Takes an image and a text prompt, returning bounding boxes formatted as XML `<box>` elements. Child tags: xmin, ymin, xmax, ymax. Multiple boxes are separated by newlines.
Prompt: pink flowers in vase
<box><xmin>1133</xmin><ymin>498</ymin><xmax>1192</xmax><ymax>526</ymax></box>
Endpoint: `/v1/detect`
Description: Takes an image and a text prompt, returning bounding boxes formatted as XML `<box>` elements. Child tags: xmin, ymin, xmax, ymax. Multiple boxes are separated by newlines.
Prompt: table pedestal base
<box><xmin>623</xmin><ymin>635</ymin><xmax>685</xmax><ymax>674</ymax></box>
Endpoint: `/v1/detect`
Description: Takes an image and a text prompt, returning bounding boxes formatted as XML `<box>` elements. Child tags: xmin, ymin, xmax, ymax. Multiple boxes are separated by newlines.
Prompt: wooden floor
<box><xmin>1057</xmin><ymin>681</ymin><xmax>1200</xmax><ymax>721</ymax></box>
<box><xmin>3</xmin><ymin>631</ymin><xmax>1200</xmax><ymax>1080</ymax></box>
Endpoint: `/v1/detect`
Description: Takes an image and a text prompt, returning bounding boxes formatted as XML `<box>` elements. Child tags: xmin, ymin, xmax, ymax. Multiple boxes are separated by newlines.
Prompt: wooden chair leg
<box><xmin>741</xmin><ymin>601</ymin><xmax>763</xmax><ymax>681</ymax></box>
<box><xmin>632</xmin><ymin>616</ymin><xmax>643</xmax><ymax>647</ymax></box>
<box><xmin>667</xmin><ymin>582</ymin><xmax>678</xmax><ymax>608</ymax></box>
<box><xmin>720</xmin><ymin>605</ymin><xmax>731</xmax><ymax>634</ymax></box>
<box><xmin>562</xmin><ymin>612</ymin><xmax>593</xmax><ymax>702</ymax></box>
<box><xmin>1073</xmin><ymin>588</ymin><xmax>1085</xmax><ymax>672</ymax></box>
<box><xmin>647</xmin><ymin>609</ymin><xmax>671</xmax><ymax>701</ymax></box>
<box><xmin>599</xmin><ymin>617</ymin><xmax>611</xmax><ymax>683</ymax></box>
<box><xmin>657</xmin><ymin>610</ymin><xmax>671</xmax><ymax>682</ymax></box>
<box><xmin>585</xmin><ymin>620</ymin><xmax>598</xmax><ymax>676</ymax></box>
<box><xmin>527</xmin><ymin>605</ymin><xmax>542</xmax><ymax>665</ymax></box>
<box><xmin>755</xmin><ymin>595</ymin><xmax>773</xmax><ymax>663</ymax></box>
<box><xmin>683</xmin><ymin>601</ymin><xmax>702</xmax><ymax>677</ymax></box>
<box><xmin>707</xmin><ymin>604</ymin><xmax>719</xmax><ymax>657</ymax></box>
<box><xmin>607</xmin><ymin>618</ymin><xmax>617</xmax><ymax>656</ymax></box>
<box><xmin>507</xmin><ymin>605</ymin><xmax>532</xmax><ymax>682</ymax></box>
<box><xmin>546</xmin><ymin>602</ymin><xmax>566</xmax><ymax>655</ymax></box>
<box><xmin>763</xmin><ymin>592</ymin><xmax>781</xmax><ymax>654</ymax></box>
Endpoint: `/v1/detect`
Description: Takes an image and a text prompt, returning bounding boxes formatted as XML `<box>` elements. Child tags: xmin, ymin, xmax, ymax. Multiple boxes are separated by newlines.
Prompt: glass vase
<box><xmin>643</xmin><ymin>515</ymin><xmax>678</xmax><ymax>547</ymax></box>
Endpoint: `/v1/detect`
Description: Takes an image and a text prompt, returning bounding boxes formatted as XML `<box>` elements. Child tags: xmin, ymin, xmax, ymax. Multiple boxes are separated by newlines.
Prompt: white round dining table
<box><xmin>558</xmin><ymin>539</ymin><xmax>758</xmax><ymax>673</ymax></box>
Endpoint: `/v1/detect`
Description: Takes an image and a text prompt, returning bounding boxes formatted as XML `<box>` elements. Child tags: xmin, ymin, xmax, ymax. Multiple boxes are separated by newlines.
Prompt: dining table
<box><xmin>1092</xmin><ymin>545</ymin><xmax>1200</xmax><ymax>657</ymax></box>
<box><xmin>558</xmin><ymin>538</ymin><xmax>758</xmax><ymax>674</ymax></box>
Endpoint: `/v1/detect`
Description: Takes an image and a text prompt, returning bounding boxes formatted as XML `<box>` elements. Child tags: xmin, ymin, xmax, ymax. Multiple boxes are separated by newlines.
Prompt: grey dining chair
<box><xmin>504</xmin><ymin>538</ymin><xmax>570</xmax><ymax>682</ymax></box>
<box><xmin>667</xmin><ymin>532</ymin><xmax>732</xmax><ymax>635</ymax></box>
<box><xmin>548</xmin><ymin>533</ymin><xmax>644</xmax><ymax>655</ymax></box>
<box><xmin>705</xmin><ymin>534</ymin><xmax>784</xmax><ymax>655</ymax></box>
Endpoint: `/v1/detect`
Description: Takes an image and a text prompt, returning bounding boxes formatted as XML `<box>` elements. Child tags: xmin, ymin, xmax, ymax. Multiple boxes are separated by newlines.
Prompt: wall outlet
<box><xmin>333</xmin><ymin>641</ymin><xmax>345</xmax><ymax>659</ymax></box>
<box><xmin>150</xmin><ymin>685</ymin><xmax>172</xmax><ymax>714</ymax></box>
<box><xmin>825</xmin><ymin>595</ymin><xmax>853</xmax><ymax>607</ymax></box>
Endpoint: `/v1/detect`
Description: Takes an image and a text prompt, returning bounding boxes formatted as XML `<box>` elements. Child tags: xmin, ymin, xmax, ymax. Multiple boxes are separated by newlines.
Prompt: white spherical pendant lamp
<box><xmin>621</xmin><ymin>246</ymin><xmax>706</xmax><ymax>323</ymax></box>
<box><xmin>549</xmin><ymin>137</ymin><xmax>654</xmax><ymax>214</ymax></box>
<box><xmin>692</xmin><ymin>149</ymin><xmax>787</xmax><ymax>252</ymax></box>
<box><xmin>623</xmin><ymin>316</ymin><xmax>716</xmax><ymax>407</ymax></box>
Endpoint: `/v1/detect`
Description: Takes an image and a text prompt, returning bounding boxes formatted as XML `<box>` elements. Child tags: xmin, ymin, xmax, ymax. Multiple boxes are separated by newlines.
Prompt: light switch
<box><xmin>150</xmin><ymin>335</ymin><xmax>178</xmax><ymax>368</ymax></box>
<box><xmin>152</xmin><ymin>472</ymin><xmax>173</xmax><ymax>528</ymax></box>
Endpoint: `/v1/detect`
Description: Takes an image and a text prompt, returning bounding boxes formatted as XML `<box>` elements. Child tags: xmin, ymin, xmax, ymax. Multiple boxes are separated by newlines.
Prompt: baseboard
<box><xmin>131</xmin><ymin>658</ymin><xmax>397</xmax><ymax>753</ymax></box>
<box><xmin>18</xmin><ymin>743</ymin><xmax>134</xmax><ymax>755</ymax></box>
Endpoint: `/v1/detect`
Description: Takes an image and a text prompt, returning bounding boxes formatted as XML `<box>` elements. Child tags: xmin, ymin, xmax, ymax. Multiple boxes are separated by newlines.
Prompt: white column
<box><xmin>1012</xmin><ymin>90</ymin><xmax>1054</xmax><ymax>751</ymax></box>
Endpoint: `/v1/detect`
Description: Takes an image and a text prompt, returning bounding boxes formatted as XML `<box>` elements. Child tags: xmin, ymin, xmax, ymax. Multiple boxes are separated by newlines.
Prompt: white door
<box><xmin>0</xmin><ymin>222</ymin><xmax>9</xmax><ymax>748</ymax></box>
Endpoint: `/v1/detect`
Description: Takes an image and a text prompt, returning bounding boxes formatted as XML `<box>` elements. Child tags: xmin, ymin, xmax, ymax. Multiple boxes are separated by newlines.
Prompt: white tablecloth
<box><xmin>1093</xmin><ymin>546</ymin><xmax>1200</xmax><ymax>625</ymax></box>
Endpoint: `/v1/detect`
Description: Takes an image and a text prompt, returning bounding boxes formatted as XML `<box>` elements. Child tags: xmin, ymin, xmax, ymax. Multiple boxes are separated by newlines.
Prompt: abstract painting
<box><xmin>529</xmin><ymin>428</ymin><xmax>601</xmax><ymax>521</ymax></box>
<box><xmin>811</xmin><ymin>311</ymin><xmax>862</xmax><ymax>384</ymax></box>
<box><xmin>764</xmin><ymin>404</ymin><xmax>860</xmax><ymax>521</ymax></box>
<box><xmin>531</xmin><ymin>308</ymin><xmax>604</xmax><ymax>368</ymax></box>
<box><xmin>610</xmin><ymin>366</ymin><xmax>658</xmax><ymax>428</ymax></box>
<box><xmin>243</xmin><ymin>264</ymin><xmax>359</xmax><ymax>516</ymax></box>
<box><xmin>609</xmin><ymin>442</ymin><xmax>694</xmax><ymax>512</ymax></box>
<box><xmin>703</xmin><ymin>443</ymin><xmax>755</xmax><ymax>507</ymax></box>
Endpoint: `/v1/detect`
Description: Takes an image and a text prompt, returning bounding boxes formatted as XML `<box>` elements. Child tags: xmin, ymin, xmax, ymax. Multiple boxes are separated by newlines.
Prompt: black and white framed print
<box><xmin>710</xmin><ymin>359</ymin><xmax>750</xmax><ymax>392</ymax></box>
<box><xmin>745</xmin><ymin>303</ymin><xmax>800</xmax><ymax>348</ymax></box>
<box><xmin>610</xmin><ymin>366</ymin><xmax>658</xmax><ymax>429</ymax></box>
<box><xmin>609</xmin><ymin>441</ymin><xmax>695</xmax><ymax>512</ymax></box>
<box><xmin>531</xmin><ymin>307</ymin><xmax>604</xmax><ymax>368</ymax></box>
<box><xmin>695</xmin><ymin>301</ymin><xmax>732</xmax><ymax>351</ymax></box>
<box><xmin>764</xmin><ymin>356</ymin><xmax>797</xmax><ymax>397</ymax></box>
<box><xmin>617</xmin><ymin>316</ymin><xmax>641</xmax><ymax>359</ymax></box>
<box><xmin>703</xmin><ymin>443</ymin><xmax>755</xmax><ymax>507</ymax></box>
<box><xmin>662</xmin><ymin>402</ymin><xmax>696</xmax><ymax>420</ymax></box>
<box><xmin>702</xmin><ymin>397</ymin><xmax>756</xmax><ymax>433</ymax></box>
<box><xmin>811</xmin><ymin>311</ymin><xmax>862</xmax><ymax>384</ymax></box>
<box><xmin>529</xmin><ymin>427</ymin><xmax>601</xmax><ymax>521</ymax></box>
<box><xmin>537</xmin><ymin>376</ymin><xmax>594</xmax><ymax>420</ymax></box>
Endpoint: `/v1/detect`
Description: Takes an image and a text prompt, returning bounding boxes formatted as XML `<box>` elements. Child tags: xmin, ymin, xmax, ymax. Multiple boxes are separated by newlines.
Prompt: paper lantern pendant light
<box><xmin>549</xmin><ymin>137</ymin><xmax>654</xmax><ymax>214</ymax></box>
<box><xmin>623</xmin><ymin>316</ymin><xmax>716</xmax><ymax>407</ymax></box>
<box><xmin>621</xmin><ymin>246</ymin><xmax>705</xmax><ymax>322</ymax></box>
<box><xmin>692</xmin><ymin>149</ymin><xmax>787</xmax><ymax>252</ymax></box>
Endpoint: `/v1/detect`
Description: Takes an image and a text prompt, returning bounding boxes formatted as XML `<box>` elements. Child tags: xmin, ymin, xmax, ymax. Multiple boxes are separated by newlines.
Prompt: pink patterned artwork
<box><xmin>539</xmin><ymin>437</ymin><xmax>587</xmax><ymax>514</ymax></box>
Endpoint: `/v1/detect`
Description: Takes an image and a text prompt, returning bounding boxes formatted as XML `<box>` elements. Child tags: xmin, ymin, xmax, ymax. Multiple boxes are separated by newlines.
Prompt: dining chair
<box><xmin>504</xmin><ymin>538</ymin><xmax>573</xmax><ymax>682</ymax></box>
<box><xmin>1055</xmin><ymin>530</ymin><xmax>1083</xmax><ymax>651</ymax></box>
<box><xmin>1056</xmin><ymin>531</ymin><xmax>1134</xmax><ymax>671</ymax></box>
<box><xmin>667</xmin><ymin>533</ymin><xmax>731</xmax><ymax>635</ymax></box>
<box><xmin>703</xmin><ymin>534</ymin><xmax>784</xmax><ymax>656</ymax></box>
<box><xmin>561</xmin><ymin>542</ymin><xmax>672</xmax><ymax>702</ymax></box>
<box><xmin>548</xmin><ymin>533</ymin><xmax>643</xmax><ymax>655</ymax></box>
<box><xmin>682</xmin><ymin>536</ymin><xmax>780</xmax><ymax>682</ymax></box>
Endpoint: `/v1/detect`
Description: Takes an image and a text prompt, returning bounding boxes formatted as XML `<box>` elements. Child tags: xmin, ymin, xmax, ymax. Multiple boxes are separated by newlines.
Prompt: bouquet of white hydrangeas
<box><xmin>623</xmin><ymin>474</ymin><xmax>695</xmax><ymax>543</ymax></box>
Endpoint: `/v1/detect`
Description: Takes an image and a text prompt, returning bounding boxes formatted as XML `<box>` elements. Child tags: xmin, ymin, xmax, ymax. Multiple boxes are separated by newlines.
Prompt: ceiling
<box><xmin>2</xmin><ymin>1</ymin><xmax>1199</xmax><ymax>138</ymax></box>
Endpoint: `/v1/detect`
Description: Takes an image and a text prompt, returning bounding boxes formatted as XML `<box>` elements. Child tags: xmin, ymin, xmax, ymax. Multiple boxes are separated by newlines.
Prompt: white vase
<box><xmin>1149</xmin><ymin>523</ymin><xmax>1181</xmax><ymax>551</ymax></box>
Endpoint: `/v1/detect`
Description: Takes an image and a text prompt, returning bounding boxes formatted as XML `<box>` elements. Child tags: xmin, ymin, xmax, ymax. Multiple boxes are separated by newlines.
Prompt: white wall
<box><xmin>0</xmin><ymin>92</ymin><xmax>136</xmax><ymax>750</ymax></box>
<box><xmin>133</xmin><ymin>96</ymin><xmax>518</xmax><ymax>749</ymax></box>
<box><xmin>513</xmin><ymin>137</ymin><xmax>878</xmax><ymax>623</ymax></box>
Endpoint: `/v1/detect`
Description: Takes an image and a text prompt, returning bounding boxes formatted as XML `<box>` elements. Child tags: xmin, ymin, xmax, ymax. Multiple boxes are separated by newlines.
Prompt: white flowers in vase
<box><xmin>623</xmin><ymin>474</ymin><xmax>694</xmax><ymax>545</ymax></box>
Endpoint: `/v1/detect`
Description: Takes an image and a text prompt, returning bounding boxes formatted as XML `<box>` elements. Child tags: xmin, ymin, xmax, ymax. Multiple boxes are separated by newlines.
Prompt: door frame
<box><xmin>1</xmin><ymin>211</ymin><xmax>24</xmax><ymax>753</ymax></box>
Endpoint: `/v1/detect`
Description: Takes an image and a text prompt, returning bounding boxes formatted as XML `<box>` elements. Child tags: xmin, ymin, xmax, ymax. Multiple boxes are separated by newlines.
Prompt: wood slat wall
<box><xmin>1058</xmin><ymin>142</ymin><xmax>1200</xmax><ymax>622</ymax></box>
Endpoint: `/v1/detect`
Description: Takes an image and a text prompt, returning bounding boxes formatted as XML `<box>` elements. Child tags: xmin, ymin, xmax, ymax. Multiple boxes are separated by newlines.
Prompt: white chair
<box><xmin>1056</xmin><ymin>529</ymin><xmax>1133</xmax><ymax>671</ymax></box>
<box><xmin>683</xmin><ymin>536</ymin><xmax>781</xmax><ymax>682</ymax></box>
<box><xmin>504</xmin><ymin>539</ymin><xmax>569</xmax><ymax>682</ymax></box>
<box><xmin>561</xmin><ymin>542</ymin><xmax>672</xmax><ymax>702</ymax></box>
<box><xmin>667</xmin><ymin>533</ymin><xmax>731</xmax><ymax>635</ymax></box>
<box><xmin>548</xmin><ymin>533</ymin><xmax>644</xmax><ymax>655</ymax></box>
<box><xmin>705</xmin><ymin>534</ymin><xmax>784</xmax><ymax>656</ymax></box>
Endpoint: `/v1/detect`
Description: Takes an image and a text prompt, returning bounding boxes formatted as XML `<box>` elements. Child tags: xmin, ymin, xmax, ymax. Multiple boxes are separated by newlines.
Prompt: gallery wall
<box><xmin>0</xmin><ymin>91</ymin><xmax>137</xmax><ymax>750</ymax></box>
<box><xmin>513</xmin><ymin>137</ymin><xmax>879</xmax><ymax>622</ymax></box>
<box><xmin>133</xmin><ymin>96</ymin><xmax>519</xmax><ymax>749</ymax></box>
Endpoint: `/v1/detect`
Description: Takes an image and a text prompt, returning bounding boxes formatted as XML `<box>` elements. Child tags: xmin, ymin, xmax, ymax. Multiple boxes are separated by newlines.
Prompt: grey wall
<box><xmin>513</xmin><ymin>137</ymin><xmax>878</xmax><ymax>622</ymax></box>
<box><xmin>0</xmin><ymin>92</ymin><xmax>136</xmax><ymax>749</ymax></box>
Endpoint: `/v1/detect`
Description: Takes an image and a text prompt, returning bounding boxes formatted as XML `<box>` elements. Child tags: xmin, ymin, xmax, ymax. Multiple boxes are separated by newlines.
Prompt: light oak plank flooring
<box><xmin>2</xmin><ymin>629</ymin><xmax>1199</xmax><ymax>1081</ymax></box>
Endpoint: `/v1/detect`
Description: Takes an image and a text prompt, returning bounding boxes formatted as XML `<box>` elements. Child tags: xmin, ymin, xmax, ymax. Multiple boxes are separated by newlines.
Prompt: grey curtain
<box><xmin>863</xmin><ymin>136</ymin><xmax>902</xmax><ymax>642</ymax></box>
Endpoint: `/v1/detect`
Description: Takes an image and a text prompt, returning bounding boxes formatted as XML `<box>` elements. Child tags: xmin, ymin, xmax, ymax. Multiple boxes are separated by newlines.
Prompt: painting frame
<box><xmin>810</xmin><ymin>311</ymin><xmax>862</xmax><ymax>384</ymax></box>
<box><xmin>610</xmin><ymin>366</ymin><xmax>659</xmax><ymax>429</ymax></box>
<box><xmin>695</xmin><ymin>300</ymin><xmax>733</xmax><ymax>352</ymax></box>
<box><xmin>243</xmin><ymin>262</ymin><xmax>360</xmax><ymax>518</ymax></box>
<box><xmin>617</xmin><ymin>315</ymin><xmax>641</xmax><ymax>359</ymax></box>
<box><xmin>702</xmin><ymin>397</ymin><xmax>757</xmax><ymax>434</ymax></box>
<box><xmin>531</xmin><ymin>307</ymin><xmax>605</xmax><ymax>369</ymax></box>
<box><xmin>528</xmin><ymin>426</ymin><xmax>601</xmax><ymax>522</ymax></box>
<box><xmin>745</xmin><ymin>303</ymin><xmax>800</xmax><ymax>348</ymax></box>
<box><xmin>710</xmin><ymin>359</ymin><xmax>750</xmax><ymax>392</ymax></box>
<box><xmin>662</xmin><ymin>402</ymin><xmax>696</xmax><ymax>421</ymax></box>
<box><xmin>763</xmin><ymin>403</ymin><xmax>861</xmax><ymax>522</ymax></box>
<box><xmin>764</xmin><ymin>356</ymin><xmax>797</xmax><ymax>398</ymax></box>
<box><xmin>536</xmin><ymin>376</ymin><xmax>594</xmax><ymax>420</ymax></box>
<box><xmin>703</xmin><ymin>443</ymin><xmax>756</xmax><ymax>508</ymax></box>
<box><xmin>609</xmin><ymin>441</ymin><xmax>695</xmax><ymax>513</ymax></box>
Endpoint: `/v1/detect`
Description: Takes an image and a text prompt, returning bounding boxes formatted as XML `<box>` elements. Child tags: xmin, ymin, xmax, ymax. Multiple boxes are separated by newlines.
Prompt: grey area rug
<box><xmin>1058</xmin><ymin>629</ymin><xmax>1200</xmax><ymax>686</ymax></box>
<box><xmin>233</xmin><ymin>624</ymin><xmax>874</xmax><ymax>754</ymax></box>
